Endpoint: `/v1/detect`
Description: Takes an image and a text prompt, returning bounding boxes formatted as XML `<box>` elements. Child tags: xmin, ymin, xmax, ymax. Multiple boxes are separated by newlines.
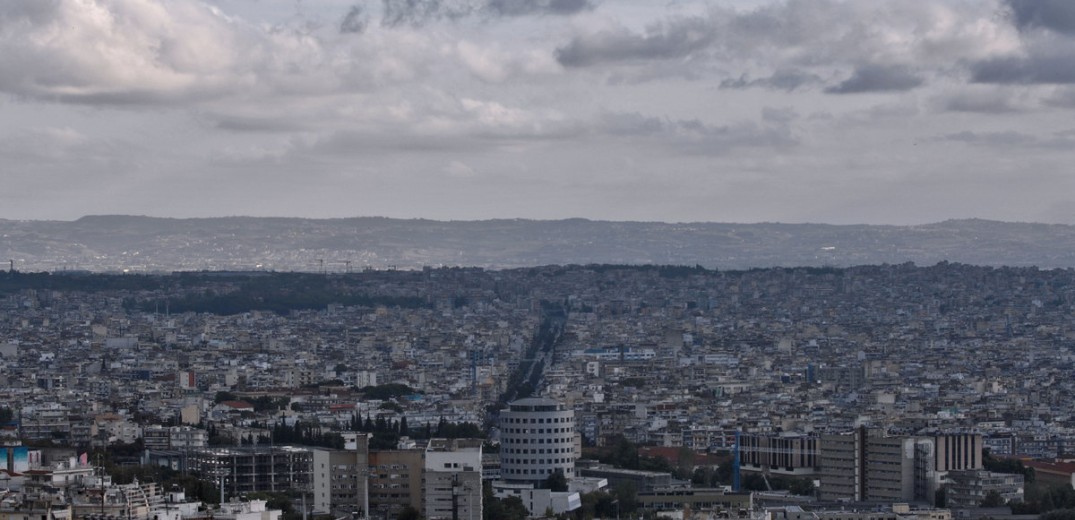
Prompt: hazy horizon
<box><xmin>0</xmin><ymin>213</ymin><xmax>1064</xmax><ymax>228</ymax></box>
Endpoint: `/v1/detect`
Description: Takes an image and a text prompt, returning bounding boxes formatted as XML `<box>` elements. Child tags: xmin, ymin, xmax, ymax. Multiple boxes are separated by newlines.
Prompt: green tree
<box><xmin>787</xmin><ymin>477</ymin><xmax>815</xmax><ymax>496</ymax></box>
<box><xmin>396</xmin><ymin>505</ymin><xmax>421</xmax><ymax>520</ymax></box>
<box><xmin>544</xmin><ymin>470</ymin><xmax>569</xmax><ymax>492</ymax></box>
<box><xmin>1041</xmin><ymin>509</ymin><xmax>1075</xmax><ymax>520</ymax></box>
<box><xmin>935</xmin><ymin>486</ymin><xmax>947</xmax><ymax>508</ymax></box>
<box><xmin>981</xmin><ymin>489</ymin><xmax>1005</xmax><ymax>507</ymax></box>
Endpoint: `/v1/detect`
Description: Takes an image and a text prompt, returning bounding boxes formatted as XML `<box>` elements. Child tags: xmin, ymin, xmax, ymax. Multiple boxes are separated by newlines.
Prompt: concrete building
<box><xmin>575</xmin><ymin>460</ymin><xmax>672</xmax><ymax>493</ymax></box>
<box><xmin>933</xmin><ymin>434</ymin><xmax>983</xmax><ymax>472</ymax></box>
<box><xmin>499</xmin><ymin>397</ymin><xmax>577</xmax><ymax>484</ymax></box>
<box><xmin>819</xmin><ymin>430</ymin><xmax>863</xmax><ymax>501</ymax></box>
<box><xmin>187</xmin><ymin>446</ymin><xmax>313</xmax><ymax>497</ymax></box>
<box><xmin>819</xmin><ymin>428</ymin><xmax>938</xmax><ymax>503</ymax></box>
<box><xmin>864</xmin><ymin>435</ymin><xmax>918</xmax><ymax>503</ymax></box>
<box><xmin>367</xmin><ymin>447</ymin><xmax>424</xmax><ymax>519</ymax></box>
<box><xmin>310</xmin><ymin>433</ymin><xmax>424</xmax><ymax>519</ymax></box>
<box><xmin>424</xmin><ymin>438</ymin><xmax>482</xmax><ymax>520</ymax></box>
<box><xmin>311</xmin><ymin>433</ymin><xmax>370</xmax><ymax>517</ymax></box>
<box><xmin>739</xmin><ymin>433</ymin><xmax>818</xmax><ymax>477</ymax></box>
<box><xmin>946</xmin><ymin>470</ymin><xmax>1024</xmax><ymax>508</ymax></box>
<box><xmin>637</xmin><ymin>488</ymin><xmax>752</xmax><ymax>516</ymax></box>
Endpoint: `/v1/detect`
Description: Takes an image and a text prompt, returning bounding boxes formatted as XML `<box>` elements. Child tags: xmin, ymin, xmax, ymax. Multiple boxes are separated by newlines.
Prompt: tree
<box><xmin>483</xmin><ymin>482</ymin><xmax>529</xmax><ymax>520</ymax></box>
<box><xmin>396</xmin><ymin>505</ymin><xmax>421</xmax><ymax>520</ymax></box>
<box><xmin>981</xmin><ymin>489</ymin><xmax>1005</xmax><ymax>508</ymax></box>
<box><xmin>935</xmin><ymin>486</ymin><xmax>947</xmax><ymax>508</ymax></box>
<box><xmin>787</xmin><ymin>477</ymin><xmax>815</xmax><ymax>496</ymax></box>
<box><xmin>544</xmin><ymin>470</ymin><xmax>568</xmax><ymax>492</ymax></box>
<box><xmin>1041</xmin><ymin>509</ymin><xmax>1075</xmax><ymax>520</ymax></box>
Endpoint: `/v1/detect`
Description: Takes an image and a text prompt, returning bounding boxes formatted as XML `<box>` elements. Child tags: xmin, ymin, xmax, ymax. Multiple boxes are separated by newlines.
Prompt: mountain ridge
<box><xmin>2</xmin><ymin>215</ymin><xmax>1075</xmax><ymax>272</ymax></box>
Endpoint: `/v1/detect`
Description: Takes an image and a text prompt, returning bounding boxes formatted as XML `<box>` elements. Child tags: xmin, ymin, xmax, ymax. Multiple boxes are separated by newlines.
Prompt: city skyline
<box><xmin>3</xmin><ymin>0</ymin><xmax>1075</xmax><ymax>225</ymax></box>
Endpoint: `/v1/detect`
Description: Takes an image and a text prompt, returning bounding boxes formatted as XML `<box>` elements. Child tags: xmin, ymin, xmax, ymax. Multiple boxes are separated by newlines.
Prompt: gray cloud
<box><xmin>1045</xmin><ymin>87</ymin><xmax>1075</xmax><ymax>108</ymax></box>
<box><xmin>825</xmin><ymin>64</ymin><xmax>924</xmax><ymax>94</ymax></box>
<box><xmin>1007</xmin><ymin>0</ymin><xmax>1075</xmax><ymax>35</ymax></box>
<box><xmin>340</xmin><ymin>5</ymin><xmax>369</xmax><ymax>34</ymax></box>
<box><xmin>485</xmin><ymin>0</ymin><xmax>595</xmax><ymax>17</ymax></box>
<box><xmin>971</xmin><ymin>52</ymin><xmax>1075</xmax><ymax>85</ymax></box>
<box><xmin>556</xmin><ymin>17</ymin><xmax>714</xmax><ymax>67</ymax></box>
<box><xmin>381</xmin><ymin>0</ymin><xmax>593</xmax><ymax>28</ymax></box>
<box><xmin>942</xmin><ymin>130</ymin><xmax>1075</xmax><ymax>150</ymax></box>
<box><xmin>597</xmin><ymin>111</ymin><xmax>797</xmax><ymax>154</ymax></box>
<box><xmin>381</xmin><ymin>0</ymin><xmax>469</xmax><ymax>28</ymax></box>
<box><xmin>720</xmin><ymin>69</ymin><xmax>824</xmax><ymax>91</ymax></box>
<box><xmin>942</xmin><ymin>130</ymin><xmax>1036</xmax><ymax>147</ymax></box>
<box><xmin>938</xmin><ymin>89</ymin><xmax>1026</xmax><ymax>114</ymax></box>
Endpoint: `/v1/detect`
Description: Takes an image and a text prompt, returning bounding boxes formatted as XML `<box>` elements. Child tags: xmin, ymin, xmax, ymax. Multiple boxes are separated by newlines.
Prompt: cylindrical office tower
<box><xmin>499</xmin><ymin>397</ymin><xmax>576</xmax><ymax>484</ymax></box>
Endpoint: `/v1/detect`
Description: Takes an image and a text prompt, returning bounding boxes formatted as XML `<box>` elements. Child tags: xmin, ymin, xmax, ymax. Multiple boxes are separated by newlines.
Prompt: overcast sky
<box><xmin>3</xmin><ymin>0</ymin><xmax>1075</xmax><ymax>225</ymax></box>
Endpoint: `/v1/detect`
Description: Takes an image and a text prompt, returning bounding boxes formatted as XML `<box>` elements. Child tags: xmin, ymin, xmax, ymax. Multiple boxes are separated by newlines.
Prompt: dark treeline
<box><xmin>268</xmin><ymin>420</ymin><xmax>345</xmax><ymax>449</ymax></box>
<box><xmin>345</xmin><ymin>414</ymin><xmax>483</xmax><ymax>450</ymax></box>
<box><xmin>143</xmin><ymin>272</ymin><xmax>427</xmax><ymax>315</ymax></box>
<box><xmin>0</xmin><ymin>270</ymin><xmax>164</xmax><ymax>295</ymax></box>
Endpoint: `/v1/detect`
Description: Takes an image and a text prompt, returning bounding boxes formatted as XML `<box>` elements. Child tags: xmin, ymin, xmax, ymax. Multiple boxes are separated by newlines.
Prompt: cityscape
<box><xmin>5</xmin><ymin>0</ymin><xmax>1075</xmax><ymax>519</ymax></box>
<box><xmin>2</xmin><ymin>260</ymin><xmax>1075</xmax><ymax>519</ymax></box>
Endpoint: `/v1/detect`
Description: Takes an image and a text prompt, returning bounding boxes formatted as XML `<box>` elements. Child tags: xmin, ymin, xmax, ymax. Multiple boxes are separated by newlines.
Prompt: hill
<box><xmin>1</xmin><ymin>216</ymin><xmax>1074</xmax><ymax>272</ymax></box>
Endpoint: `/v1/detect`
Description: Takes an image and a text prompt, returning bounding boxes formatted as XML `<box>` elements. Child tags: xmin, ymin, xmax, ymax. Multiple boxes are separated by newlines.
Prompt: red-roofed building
<box><xmin>1023</xmin><ymin>460</ymin><xmax>1075</xmax><ymax>487</ymax></box>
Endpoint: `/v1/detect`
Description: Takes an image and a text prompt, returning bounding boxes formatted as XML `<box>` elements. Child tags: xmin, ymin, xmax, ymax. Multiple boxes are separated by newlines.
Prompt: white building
<box><xmin>499</xmin><ymin>397</ymin><xmax>577</xmax><ymax>484</ymax></box>
<box><xmin>424</xmin><ymin>438</ymin><xmax>483</xmax><ymax>520</ymax></box>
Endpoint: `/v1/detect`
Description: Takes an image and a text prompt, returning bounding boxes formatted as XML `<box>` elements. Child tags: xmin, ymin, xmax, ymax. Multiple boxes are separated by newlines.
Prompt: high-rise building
<box><xmin>819</xmin><ymin>429</ymin><xmax>864</xmax><ymax>501</ymax></box>
<box><xmin>817</xmin><ymin>429</ymin><xmax>975</xmax><ymax>503</ymax></box>
<box><xmin>310</xmin><ymin>433</ymin><xmax>426</xmax><ymax>519</ymax></box>
<box><xmin>738</xmin><ymin>433</ymin><xmax>818</xmax><ymax>477</ymax></box>
<box><xmin>424</xmin><ymin>438</ymin><xmax>483</xmax><ymax>520</ymax></box>
<box><xmin>499</xmin><ymin>397</ymin><xmax>577</xmax><ymax>484</ymax></box>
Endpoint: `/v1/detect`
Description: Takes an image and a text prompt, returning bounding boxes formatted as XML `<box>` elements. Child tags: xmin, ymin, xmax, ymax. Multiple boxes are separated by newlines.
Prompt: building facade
<box><xmin>499</xmin><ymin>397</ymin><xmax>577</xmax><ymax>484</ymax></box>
<box><xmin>424</xmin><ymin>438</ymin><xmax>483</xmax><ymax>520</ymax></box>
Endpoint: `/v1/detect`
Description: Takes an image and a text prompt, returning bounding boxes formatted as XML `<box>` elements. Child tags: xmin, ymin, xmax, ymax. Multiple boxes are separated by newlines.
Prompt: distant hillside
<box><xmin>1</xmin><ymin>216</ymin><xmax>1075</xmax><ymax>272</ymax></box>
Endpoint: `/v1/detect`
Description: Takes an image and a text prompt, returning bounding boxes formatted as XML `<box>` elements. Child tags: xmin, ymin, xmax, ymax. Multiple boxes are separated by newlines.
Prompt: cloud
<box><xmin>381</xmin><ymin>0</ymin><xmax>471</xmax><ymax>28</ymax></box>
<box><xmin>555</xmin><ymin>17</ymin><xmax>715</xmax><ymax>67</ymax></box>
<box><xmin>970</xmin><ymin>48</ymin><xmax>1075</xmax><ymax>85</ymax></box>
<box><xmin>444</xmin><ymin>160</ymin><xmax>477</xmax><ymax>178</ymax></box>
<box><xmin>942</xmin><ymin>130</ymin><xmax>1036</xmax><ymax>147</ymax></box>
<box><xmin>720</xmin><ymin>69</ymin><xmax>824</xmax><ymax>91</ymax></box>
<box><xmin>0</xmin><ymin>0</ymin><xmax>257</xmax><ymax>104</ymax></box>
<box><xmin>340</xmin><ymin>5</ymin><xmax>368</xmax><ymax>34</ymax></box>
<box><xmin>936</xmin><ymin>87</ymin><xmax>1028</xmax><ymax>113</ymax></box>
<box><xmin>553</xmin><ymin>0</ymin><xmax>1013</xmax><ymax>95</ymax></box>
<box><xmin>485</xmin><ymin>0</ymin><xmax>595</xmax><ymax>17</ymax></box>
<box><xmin>825</xmin><ymin>64</ymin><xmax>924</xmax><ymax>94</ymax></box>
<box><xmin>380</xmin><ymin>0</ymin><xmax>592</xmax><ymax>28</ymax></box>
<box><xmin>597</xmin><ymin>111</ymin><xmax>797</xmax><ymax>154</ymax></box>
<box><xmin>452</xmin><ymin>41</ymin><xmax>561</xmax><ymax>83</ymax></box>
<box><xmin>941</xmin><ymin>130</ymin><xmax>1075</xmax><ymax>149</ymax></box>
<box><xmin>1045</xmin><ymin>87</ymin><xmax>1075</xmax><ymax>108</ymax></box>
<box><xmin>1006</xmin><ymin>0</ymin><xmax>1075</xmax><ymax>35</ymax></box>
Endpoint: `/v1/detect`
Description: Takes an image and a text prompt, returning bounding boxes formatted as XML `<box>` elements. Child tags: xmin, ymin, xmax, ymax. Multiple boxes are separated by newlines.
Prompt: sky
<box><xmin>3</xmin><ymin>0</ymin><xmax>1075</xmax><ymax>225</ymax></box>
